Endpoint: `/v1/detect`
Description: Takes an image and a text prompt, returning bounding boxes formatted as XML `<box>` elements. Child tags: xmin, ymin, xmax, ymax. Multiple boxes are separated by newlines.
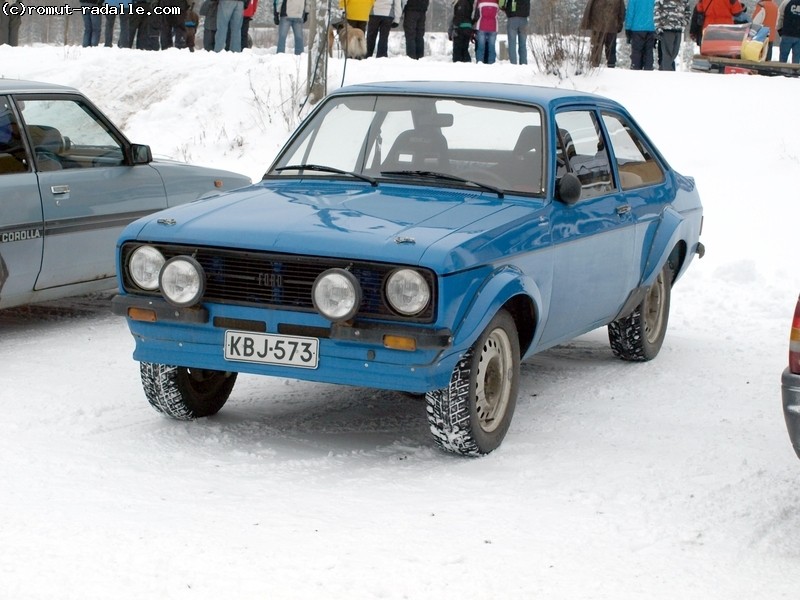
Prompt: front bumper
<box><xmin>113</xmin><ymin>295</ymin><xmax>459</xmax><ymax>393</ymax></box>
<box><xmin>781</xmin><ymin>367</ymin><xmax>800</xmax><ymax>460</ymax></box>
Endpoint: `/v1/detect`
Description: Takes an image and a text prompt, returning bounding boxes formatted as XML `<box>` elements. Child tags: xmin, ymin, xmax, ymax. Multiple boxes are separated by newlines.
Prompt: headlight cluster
<box><xmin>312</xmin><ymin>267</ymin><xmax>431</xmax><ymax>323</ymax></box>
<box><xmin>128</xmin><ymin>246</ymin><xmax>205</xmax><ymax>307</ymax></box>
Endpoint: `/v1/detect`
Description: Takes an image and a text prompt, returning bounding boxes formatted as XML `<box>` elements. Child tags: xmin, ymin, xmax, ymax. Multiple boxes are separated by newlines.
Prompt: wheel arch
<box><xmin>641</xmin><ymin>207</ymin><xmax>691</xmax><ymax>288</ymax></box>
<box><xmin>450</xmin><ymin>266</ymin><xmax>542</xmax><ymax>358</ymax></box>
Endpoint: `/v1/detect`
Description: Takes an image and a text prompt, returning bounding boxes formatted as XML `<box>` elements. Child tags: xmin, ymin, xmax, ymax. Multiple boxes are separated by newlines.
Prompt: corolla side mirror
<box><xmin>557</xmin><ymin>173</ymin><xmax>581</xmax><ymax>205</ymax></box>
<box><xmin>130</xmin><ymin>143</ymin><xmax>152</xmax><ymax>165</ymax></box>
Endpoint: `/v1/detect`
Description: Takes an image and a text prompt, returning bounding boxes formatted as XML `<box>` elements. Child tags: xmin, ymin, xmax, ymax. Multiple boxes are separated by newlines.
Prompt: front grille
<box><xmin>121</xmin><ymin>243</ymin><xmax>436</xmax><ymax>323</ymax></box>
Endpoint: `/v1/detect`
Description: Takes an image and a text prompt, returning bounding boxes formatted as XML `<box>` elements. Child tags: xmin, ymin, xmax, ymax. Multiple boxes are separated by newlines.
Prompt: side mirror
<box><xmin>130</xmin><ymin>143</ymin><xmax>152</xmax><ymax>165</ymax></box>
<box><xmin>557</xmin><ymin>173</ymin><xmax>581</xmax><ymax>205</ymax></box>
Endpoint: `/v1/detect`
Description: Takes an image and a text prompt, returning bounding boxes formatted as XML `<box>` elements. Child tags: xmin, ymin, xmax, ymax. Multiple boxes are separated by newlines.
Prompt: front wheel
<box><xmin>426</xmin><ymin>310</ymin><xmax>520</xmax><ymax>456</ymax></box>
<box><xmin>608</xmin><ymin>262</ymin><xmax>673</xmax><ymax>361</ymax></box>
<box><xmin>140</xmin><ymin>362</ymin><xmax>237</xmax><ymax>420</ymax></box>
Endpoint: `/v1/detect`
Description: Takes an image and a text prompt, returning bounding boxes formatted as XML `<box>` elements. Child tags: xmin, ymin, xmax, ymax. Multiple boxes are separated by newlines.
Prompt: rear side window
<box><xmin>602</xmin><ymin>113</ymin><xmax>664</xmax><ymax>190</ymax></box>
<box><xmin>0</xmin><ymin>97</ymin><xmax>28</xmax><ymax>175</ymax></box>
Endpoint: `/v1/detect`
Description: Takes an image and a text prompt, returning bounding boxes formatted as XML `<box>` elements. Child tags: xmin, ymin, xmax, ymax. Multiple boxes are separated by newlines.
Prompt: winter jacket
<box><xmin>473</xmin><ymin>0</ymin><xmax>499</xmax><ymax>31</ymax></box>
<box><xmin>500</xmin><ymin>0</ymin><xmax>530</xmax><ymax>18</ymax></box>
<box><xmin>244</xmin><ymin>0</ymin><xmax>258</xmax><ymax>18</ymax></box>
<box><xmin>753</xmin><ymin>0</ymin><xmax>778</xmax><ymax>40</ymax></box>
<box><xmin>371</xmin><ymin>0</ymin><xmax>401</xmax><ymax>19</ymax></box>
<box><xmin>276</xmin><ymin>0</ymin><xmax>305</xmax><ymax>18</ymax></box>
<box><xmin>625</xmin><ymin>0</ymin><xmax>656</xmax><ymax>30</ymax></box>
<box><xmin>695</xmin><ymin>0</ymin><xmax>744</xmax><ymax>28</ymax></box>
<box><xmin>402</xmin><ymin>0</ymin><xmax>429</xmax><ymax>12</ymax></box>
<box><xmin>452</xmin><ymin>0</ymin><xmax>474</xmax><ymax>27</ymax></box>
<box><xmin>654</xmin><ymin>0</ymin><xmax>691</xmax><ymax>30</ymax></box>
<box><xmin>777</xmin><ymin>0</ymin><xmax>800</xmax><ymax>37</ymax></box>
<box><xmin>580</xmin><ymin>0</ymin><xmax>626</xmax><ymax>33</ymax></box>
<box><xmin>339</xmin><ymin>0</ymin><xmax>374</xmax><ymax>22</ymax></box>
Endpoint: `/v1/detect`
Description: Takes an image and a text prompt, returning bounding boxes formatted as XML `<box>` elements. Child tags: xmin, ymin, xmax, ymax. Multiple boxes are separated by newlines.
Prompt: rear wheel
<box><xmin>140</xmin><ymin>362</ymin><xmax>237</xmax><ymax>419</ymax></box>
<box><xmin>608</xmin><ymin>263</ymin><xmax>672</xmax><ymax>361</ymax></box>
<box><xmin>426</xmin><ymin>310</ymin><xmax>520</xmax><ymax>456</ymax></box>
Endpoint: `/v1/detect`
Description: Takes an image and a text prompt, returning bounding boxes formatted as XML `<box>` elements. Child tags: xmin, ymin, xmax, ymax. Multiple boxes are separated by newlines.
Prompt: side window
<box><xmin>602</xmin><ymin>113</ymin><xmax>665</xmax><ymax>190</ymax></box>
<box><xmin>19</xmin><ymin>98</ymin><xmax>125</xmax><ymax>171</ymax></box>
<box><xmin>554</xmin><ymin>110</ymin><xmax>613</xmax><ymax>199</ymax></box>
<box><xmin>0</xmin><ymin>97</ymin><xmax>29</xmax><ymax>175</ymax></box>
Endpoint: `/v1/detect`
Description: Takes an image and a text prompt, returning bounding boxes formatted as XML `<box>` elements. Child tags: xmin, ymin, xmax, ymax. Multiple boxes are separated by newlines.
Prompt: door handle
<box><xmin>51</xmin><ymin>185</ymin><xmax>70</xmax><ymax>195</ymax></box>
<box><xmin>616</xmin><ymin>204</ymin><xmax>631</xmax><ymax>216</ymax></box>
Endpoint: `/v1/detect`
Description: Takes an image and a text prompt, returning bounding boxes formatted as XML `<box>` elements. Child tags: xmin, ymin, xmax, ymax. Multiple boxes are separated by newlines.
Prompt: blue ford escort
<box><xmin>113</xmin><ymin>81</ymin><xmax>704</xmax><ymax>456</ymax></box>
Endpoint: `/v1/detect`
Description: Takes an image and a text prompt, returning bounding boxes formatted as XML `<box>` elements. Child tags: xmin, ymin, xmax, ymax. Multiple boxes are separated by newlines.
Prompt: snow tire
<box><xmin>608</xmin><ymin>262</ymin><xmax>673</xmax><ymax>362</ymax></box>
<box><xmin>139</xmin><ymin>362</ymin><xmax>237</xmax><ymax>420</ymax></box>
<box><xmin>426</xmin><ymin>310</ymin><xmax>520</xmax><ymax>456</ymax></box>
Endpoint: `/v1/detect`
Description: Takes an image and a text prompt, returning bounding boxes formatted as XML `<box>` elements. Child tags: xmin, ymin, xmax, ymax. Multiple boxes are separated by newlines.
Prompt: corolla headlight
<box><xmin>312</xmin><ymin>268</ymin><xmax>361</xmax><ymax>322</ymax></box>
<box><xmin>385</xmin><ymin>269</ymin><xmax>430</xmax><ymax>316</ymax></box>
<box><xmin>129</xmin><ymin>245</ymin><xmax>165</xmax><ymax>291</ymax></box>
<box><xmin>159</xmin><ymin>256</ymin><xmax>205</xmax><ymax>307</ymax></box>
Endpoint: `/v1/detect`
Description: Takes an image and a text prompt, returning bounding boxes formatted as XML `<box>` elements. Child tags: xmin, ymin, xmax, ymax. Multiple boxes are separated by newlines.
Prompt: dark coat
<box><xmin>581</xmin><ymin>0</ymin><xmax>626</xmax><ymax>32</ymax></box>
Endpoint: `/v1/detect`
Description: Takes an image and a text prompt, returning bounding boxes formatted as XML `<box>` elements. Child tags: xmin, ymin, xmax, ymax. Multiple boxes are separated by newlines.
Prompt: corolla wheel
<box><xmin>608</xmin><ymin>262</ymin><xmax>673</xmax><ymax>362</ymax></box>
<box><xmin>140</xmin><ymin>362</ymin><xmax>237</xmax><ymax>419</ymax></box>
<box><xmin>426</xmin><ymin>310</ymin><xmax>520</xmax><ymax>456</ymax></box>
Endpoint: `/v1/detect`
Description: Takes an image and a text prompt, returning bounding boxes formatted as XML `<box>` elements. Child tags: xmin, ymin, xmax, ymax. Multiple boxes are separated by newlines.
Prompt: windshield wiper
<box><xmin>380</xmin><ymin>170</ymin><xmax>504</xmax><ymax>198</ymax></box>
<box><xmin>275</xmin><ymin>164</ymin><xmax>378</xmax><ymax>187</ymax></box>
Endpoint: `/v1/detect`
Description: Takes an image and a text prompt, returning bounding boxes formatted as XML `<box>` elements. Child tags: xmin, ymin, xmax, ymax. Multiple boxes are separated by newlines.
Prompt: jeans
<box><xmin>277</xmin><ymin>17</ymin><xmax>304</xmax><ymax>54</ymax></box>
<box><xmin>506</xmin><ymin>16</ymin><xmax>528</xmax><ymax>64</ymax></box>
<box><xmin>366</xmin><ymin>15</ymin><xmax>393</xmax><ymax>58</ymax></box>
<box><xmin>215</xmin><ymin>0</ymin><xmax>243</xmax><ymax>52</ymax></box>
<box><xmin>779</xmin><ymin>35</ymin><xmax>800</xmax><ymax>63</ymax></box>
<box><xmin>475</xmin><ymin>30</ymin><xmax>497</xmax><ymax>64</ymax></box>
<box><xmin>81</xmin><ymin>9</ymin><xmax>101</xmax><ymax>46</ymax></box>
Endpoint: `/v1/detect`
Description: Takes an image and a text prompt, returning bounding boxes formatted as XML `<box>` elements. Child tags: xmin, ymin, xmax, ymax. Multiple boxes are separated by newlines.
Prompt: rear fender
<box><xmin>641</xmin><ymin>207</ymin><xmax>685</xmax><ymax>288</ymax></box>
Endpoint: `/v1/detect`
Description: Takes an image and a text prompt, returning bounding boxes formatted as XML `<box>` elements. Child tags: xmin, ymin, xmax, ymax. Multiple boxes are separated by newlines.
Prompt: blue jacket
<box><xmin>625</xmin><ymin>0</ymin><xmax>656</xmax><ymax>30</ymax></box>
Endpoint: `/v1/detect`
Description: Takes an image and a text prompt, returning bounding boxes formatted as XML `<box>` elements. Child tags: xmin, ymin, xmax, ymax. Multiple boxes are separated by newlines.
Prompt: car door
<box><xmin>0</xmin><ymin>95</ymin><xmax>43</xmax><ymax>308</ymax></box>
<box><xmin>540</xmin><ymin>107</ymin><xmax>637</xmax><ymax>345</ymax></box>
<box><xmin>15</xmin><ymin>94</ymin><xmax>168</xmax><ymax>290</ymax></box>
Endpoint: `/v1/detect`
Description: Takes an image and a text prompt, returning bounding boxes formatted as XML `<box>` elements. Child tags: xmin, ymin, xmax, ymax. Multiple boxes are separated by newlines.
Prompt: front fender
<box><xmin>450</xmin><ymin>265</ymin><xmax>543</xmax><ymax>355</ymax></box>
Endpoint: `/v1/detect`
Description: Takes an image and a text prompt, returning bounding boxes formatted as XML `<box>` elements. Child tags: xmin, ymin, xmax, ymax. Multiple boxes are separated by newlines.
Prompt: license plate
<box><xmin>224</xmin><ymin>330</ymin><xmax>319</xmax><ymax>369</ymax></box>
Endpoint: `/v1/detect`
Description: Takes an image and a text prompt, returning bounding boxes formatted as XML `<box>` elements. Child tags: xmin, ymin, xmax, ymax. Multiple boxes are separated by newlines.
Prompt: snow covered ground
<box><xmin>1</xmin><ymin>40</ymin><xmax>799</xmax><ymax>599</ymax></box>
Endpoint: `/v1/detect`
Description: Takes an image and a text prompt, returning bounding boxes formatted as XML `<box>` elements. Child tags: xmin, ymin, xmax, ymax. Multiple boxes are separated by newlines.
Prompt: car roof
<box><xmin>329</xmin><ymin>80</ymin><xmax>622</xmax><ymax>111</ymax></box>
<box><xmin>0</xmin><ymin>79</ymin><xmax>77</xmax><ymax>94</ymax></box>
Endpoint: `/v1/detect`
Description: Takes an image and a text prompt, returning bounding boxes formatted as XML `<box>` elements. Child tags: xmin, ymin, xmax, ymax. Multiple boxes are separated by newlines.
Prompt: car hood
<box><xmin>123</xmin><ymin>181</ymin><xmax>544</xmax><ymax>272</ymax></box>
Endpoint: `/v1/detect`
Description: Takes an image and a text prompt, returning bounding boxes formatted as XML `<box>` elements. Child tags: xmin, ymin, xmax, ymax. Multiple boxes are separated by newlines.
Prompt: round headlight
<box><xmin>129</xmin><ymin>245</ymin><xmax>165</xmax><ymax>291</ymax></box>
<box><xmin>312</xmin><ymin>268</ymin><xmax>361</xmax><ymax>322</ymax></box>
<box><xmin>159</xmin><ymin>256</ymin><xmax>205</xmax><ymax>307</ymax></box>
<box><xmin>386</xmin><ymin>269</ymin><xmax>430</xmax><ymax>316</ymax></box>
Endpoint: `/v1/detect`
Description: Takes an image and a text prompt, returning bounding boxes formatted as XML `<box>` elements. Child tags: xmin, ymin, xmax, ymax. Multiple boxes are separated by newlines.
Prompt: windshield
<box><xmin>268</xmin><ymin>94</ymin><xmax>545</xmax><ymax>196</ymax></box>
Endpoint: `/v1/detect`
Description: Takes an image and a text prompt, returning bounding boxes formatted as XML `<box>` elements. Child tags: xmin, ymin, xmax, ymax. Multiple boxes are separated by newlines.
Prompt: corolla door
<box><xmin>15</xmin><ymin>94</ymin><xmax>168</xmax><ymax>290</ymax></box>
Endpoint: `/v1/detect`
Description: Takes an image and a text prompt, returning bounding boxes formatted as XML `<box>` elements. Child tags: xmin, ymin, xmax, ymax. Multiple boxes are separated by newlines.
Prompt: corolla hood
<box><xmin>124</xmin><ymin>181</ymin><xmax>541</xmax><ymax>271</ymax></box>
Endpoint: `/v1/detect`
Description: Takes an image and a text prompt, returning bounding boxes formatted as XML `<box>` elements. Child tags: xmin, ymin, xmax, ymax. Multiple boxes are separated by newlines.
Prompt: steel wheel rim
<box><xmin>644</xmin><ymin>270</ymin><xmax>666</xmax><ymax>344</ymax></box>
<box><xmin>474</xmin><ymin>328</ymin><xmax>513</xmax><ymax>433</ymax></box>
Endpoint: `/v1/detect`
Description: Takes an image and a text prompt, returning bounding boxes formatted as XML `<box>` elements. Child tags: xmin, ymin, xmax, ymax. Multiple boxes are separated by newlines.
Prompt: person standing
<box><xmin>160</xmin><ymin>0</ymin><xmax>189</xmax><ymax>49</ymax></box>
<box><xmin>473</xmin><ymin>0</ymin><xmax>500</xmax><ymax>63</ymax></box>
<box><xmin>402</xmin><ymin>0</ymin><xmax>429</xmax><ymax>58</ymax></box>
<box><xmin>501</xmin><ymin>0</ymin><xmax>530</xmax><ymax>64</ymax></box>
<box><xmin>654</xmin><ymin>0</ymin><xmax>690</xmax><ymax>69</ymax></box>
<box><xmin>80</xmin><ymin>0</ymin><xmax>103</xmax><ymax>46</ymax></box>
<box><xmin>241</xmin><ymin>0</ymin><xmax>258</xmax><ymax>49</ymax></box>
<box><xmin>200</xmin><ymin>0</ymin><xmax>219</xmax><ymax>50</ymax></box>
<box><xmin>450</xmin><ymin>0</ymin><xmax>474</xmax><ymax>62</ymax></box>
<box><xmin>367</xmin><ymin>0</ymin><xmax>401</xmax><ymax>57</ymax></box>
<box><xmin>215</xmin><ymin>0</ymin><xmax>244</xmax><ymax>51</ymax></box>
<box><xmin>580</xmin><ymin>0</ymin><xmax>626</xmax><ymax>67</ymax></box>
<box><xmin>777</xmin><ymin>0</ymin><xmax>800</xmax><ymax>62</ymax></box>
<box><xmin>0</xmin><ymin>0</ymin><xmax>23</xmax><ymax>46</ymax></box>
<box><xmin>753</xmin><ymin>0</ymin><xmax>779</xmax><ymax>58</ymax></box>
<box><xmin>275</xmin><ymin>0</ymin><xmax>307</xmax><ymax>53</ymax></box>
<box><xmin>625</xmin><ymin>0</ymin><xmax>656</xmax><ymax>69</ymax></box>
